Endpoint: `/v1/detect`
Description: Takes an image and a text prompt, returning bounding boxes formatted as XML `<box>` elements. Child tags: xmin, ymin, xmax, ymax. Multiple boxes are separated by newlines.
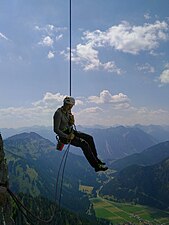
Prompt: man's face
<box><xmin>65</xmin><ymin>104</ymin><xmax>74</xmax><ymax>111</ymax></box>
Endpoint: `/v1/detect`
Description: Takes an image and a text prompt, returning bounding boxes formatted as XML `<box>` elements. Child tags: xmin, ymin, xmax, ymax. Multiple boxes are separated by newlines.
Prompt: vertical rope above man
<box><xmin>69</xmin><ymin>0</ymin><xmax>72</xmax><ymax>96</ymax></box>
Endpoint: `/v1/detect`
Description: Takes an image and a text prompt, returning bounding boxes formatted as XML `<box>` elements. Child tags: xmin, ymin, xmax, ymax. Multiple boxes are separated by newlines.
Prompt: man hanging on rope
<box><xmin>53</xmin><ymin>96</ymin><xmax>108</xmax><ymax>172</ymax></box>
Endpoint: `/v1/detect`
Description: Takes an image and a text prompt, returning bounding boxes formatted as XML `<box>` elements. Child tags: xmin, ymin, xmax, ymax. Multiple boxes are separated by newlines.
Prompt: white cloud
<box><xmin>73</xmin><ymin>43</ymin><xmax>100</xmax><ymax>70</ymax></box>
<box><xmin>88</xmin><ymin>90</ymin><xmax>130</xmax><ymax>105</ymax></box>
<box><xmin>32</xmin><ymin>92</ymin><xmax>64</xmax><ymax>108</ymax></box>
<box><xmin>62</xmin><ymin>20</ymin><xmax>168</xmax><ymax>73</ymax></box>
<box><xmin>67</xmin><ymin>43</ymin><xmax>122</xmax><ymax>74</ymax></box>
<box><xmin>137</xmin><ymin>63</ymin><xmax>155</xmax><ymax>73</ymax></box>
<box><xmin>144</xmin><ymin>13</ymin><xmax>151</xmax><ymax>20</ymax></box>
<box><xmin>165</xmin><ymin>63</ymin><xmax>169</xmax><ymax>69</ymax></box>
<box><xmin>78</xmin><ymin>107</ymin><xmax>103</xmax><ymax>114</ymax></box>
<box><xmin>39</xmin><ymin>36</ymin><xmax>54</xmax><ymax>47</ymax></box>
<box><xmin>0</xmin><ymin>91</ymin><xmax>169</xmax><ymax>128</ymax></box>
<box><xmin>56</xmin><ymin>34</ymin><xmax>63</xmax><ymax>41</ymax></box>
<box><xmin>101</xmin><ymin>61</ymin><xmax>122</xmax><ymax>74</ymax></box>
<box><xmin>159</xmin><ymin>68</ymin><xmax>169</xmax><ymax>84</ymax></box>
<box><xmin>35</xmin><ymin>24</ymin><xmax>66</xmax><ymax>35</ymax></box>
<box><xmin>83</xmin><ymin>20</ymin><xmax>168</xmax><ymax>55</ymax></box>
<box><xmin>35</xmin><ymin>24</ymin><xmax>66</xmax><ymax>57</ymax></box>
<box><xmin>47</xmin><ymin>51</ymin><xmax>55</xmax><ymax>59</ymax></box>
<box><xmin>32</xmin><ymin>92</ymin><xmax>83</xmax><ymax>108</ymax></box>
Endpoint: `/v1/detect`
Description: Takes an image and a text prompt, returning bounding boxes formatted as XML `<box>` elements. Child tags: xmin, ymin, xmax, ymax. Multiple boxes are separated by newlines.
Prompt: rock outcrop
<box><xmin>0</xmin><ymin>133</ymin><xmax>15</xmax><ymax>225</ymax></box>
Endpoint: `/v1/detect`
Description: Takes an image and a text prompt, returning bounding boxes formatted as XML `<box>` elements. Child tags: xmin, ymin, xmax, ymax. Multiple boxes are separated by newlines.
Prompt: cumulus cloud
<box><xmin>35</xmin><ymin>24</ymin><xmax>66</xmax><ymax>58</ymax></box>
<box><xmin>72</xmin><ymin>43</ymin><xmax>100</xmax><ymax>70</ymax></box>
<box><xmin>62</xmin><ymin>20</ymin><xmax>168</xmax><ymax>73</ymax></box>
<box><xmin>88</xmin><ymin>90</ymin><xmax>130</xmax><ymax>105</ymax></box>
<box><xmin>101</xmin><ymin>61</ymin><xmax>122</xmax><ymax>74</ymax></box>
<box><xmin>32</xmin><ymin>92</ymin><xmax>64</xmax><ymax>108</ymax></box>
<box><xmin>158</xmin><ymin>63</ymin><xmax>169</xmax><ymax>85</ymax></box>
<box><xmin>82</xmin><ymin>20</ymin><xmax>168</xmax><ymax>55</ymax></box>
<box><xmin>144</xmin><ymin>13</ymin><xmax>151</xmax><ymax>20</ymax></box>
<box><xmin>0</xmin><ymin>91</ymin><xmax>169</xmax><ymax>128</ymax></box>
<box><xmin>65</xmin><ymin>43</ymin><xmax>122</xmax><ymax>74</ymax></box>
<box><xmin>47</xmin><ymin>51</ymin><xmax>55</xmax><ymax>59</ymax></box>
<box><xmin>137</xmin><ymin>63</ymin><xmax>155</xmax><ymax>73</ymax></box>
<box><xmin>159</xmin><ymin>68</ymin><xmax>169</xmax><ymax>84</ymax></box>
<box><xmin>39</xmin><ymin>36</ymin><xmax>54</xmax><ymax>47</ymax></box>
<box><xmin>32</xmin><ymin>92</ymin><xmax>83</xmax><ymax>108</ymax></box>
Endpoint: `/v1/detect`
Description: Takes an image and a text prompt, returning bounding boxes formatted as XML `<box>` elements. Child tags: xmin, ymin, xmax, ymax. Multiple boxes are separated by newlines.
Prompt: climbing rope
<box><xmin>56</xmin><ymin>143</ymin><xmax>71</xmax><ymax>211</ymax></box>
<box><xmin>1</xmin><ymin>0</ymin><xmax>73</xmax><ymax>223</ymax></box>
<box><xmin>69</xmin><ymin>0</ymin><xmax>72</xmax><ymax>96</ymax></box>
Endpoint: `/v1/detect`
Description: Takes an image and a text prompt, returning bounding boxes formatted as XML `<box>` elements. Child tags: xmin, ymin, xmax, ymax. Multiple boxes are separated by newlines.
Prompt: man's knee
<box><xmin>86</xmin><ymin>134</ymin><xmax>94</xmax><ymax>142</ymax></box>
<box><xmin>79</xmin><ymin>138</ymin><xmax>90</xmax><ymax>149</ymax></box>
<box><xmin>80</xmin><ymin>138</ymin><xmax>88</xmax><ymax>145</ymax></box>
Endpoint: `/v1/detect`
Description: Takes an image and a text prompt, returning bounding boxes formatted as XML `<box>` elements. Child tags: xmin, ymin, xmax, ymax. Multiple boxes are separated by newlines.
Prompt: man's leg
<box><xmin>70</xmin><ymin>135</ymin><xmax>99</xmax><ymax>169</ymax></box>
<box><xmin>74</xmin><ymin>131</ymin><xmax>105</xmax><ymax>165</ymax></box>
<box><xmin>74</xmin><ymin>131</ymin><xmax>98</xmax><ymax>156</ymax></box>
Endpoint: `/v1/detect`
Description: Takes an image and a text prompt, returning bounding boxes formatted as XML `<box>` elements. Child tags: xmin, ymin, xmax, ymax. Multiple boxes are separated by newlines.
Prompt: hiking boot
<box><xmin>97</xmin><ymin>159</ymin><xmax>106</xmax><ymax>165</ymax></box>
<box><xmin>95</xmin><ymin>164</ymin><xmax>108</xmax><ymax>172</ymax></box>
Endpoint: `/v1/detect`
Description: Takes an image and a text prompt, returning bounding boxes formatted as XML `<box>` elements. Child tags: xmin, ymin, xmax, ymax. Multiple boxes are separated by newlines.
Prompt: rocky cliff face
<box><xmin>0</xmin><ymin>133</ymin><xmax>15</xmax><ymax>225</ymax></box>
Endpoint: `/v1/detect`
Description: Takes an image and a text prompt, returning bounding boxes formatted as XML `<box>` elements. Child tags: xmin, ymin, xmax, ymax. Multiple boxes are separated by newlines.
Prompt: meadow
<box><xmin>91</xmin><ymin>197</ymin><xmax>169</xmax><ymax>225</ymax></box>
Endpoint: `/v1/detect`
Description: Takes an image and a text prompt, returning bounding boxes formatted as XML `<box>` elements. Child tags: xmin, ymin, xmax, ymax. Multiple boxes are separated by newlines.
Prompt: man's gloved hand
<box><xmin>69</xmin><ymin>114</ymin><xmax>75</xmax><ymax>125</ymax></box>
<box><xmin>67</xmin><ymin>133</ymin><xmax>75</xmax><ymax>141</ymax></box>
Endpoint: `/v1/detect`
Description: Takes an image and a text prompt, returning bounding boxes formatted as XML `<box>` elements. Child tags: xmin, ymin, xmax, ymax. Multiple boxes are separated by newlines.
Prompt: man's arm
<box><xmin>53</xmin><ymin>110</ymin><xmax>69</xmax><ymax>139</ymax></box>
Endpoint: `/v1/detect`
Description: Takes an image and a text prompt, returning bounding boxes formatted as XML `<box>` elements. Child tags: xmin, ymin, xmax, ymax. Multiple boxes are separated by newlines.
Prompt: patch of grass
<box><xmin>79</xmin><ymin>185</ymin><xmax>93</xmax><ymax>194</ymax></box>
<box><xmin>91</xmin><ymin>197</ymin><xmax>169</xmax><ymax>225</ymax></box>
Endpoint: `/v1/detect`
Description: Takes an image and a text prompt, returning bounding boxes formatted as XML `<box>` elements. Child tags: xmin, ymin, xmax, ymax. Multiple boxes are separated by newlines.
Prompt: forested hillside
<box><xmin>4</xmin><ymin>132</ymin><xmax>99</xmax><ymax>214</ymax></box>
<box><xmin>101</xmin><ymin>157</ymin><xmax>169</xmax><ymax>209</ymax></box>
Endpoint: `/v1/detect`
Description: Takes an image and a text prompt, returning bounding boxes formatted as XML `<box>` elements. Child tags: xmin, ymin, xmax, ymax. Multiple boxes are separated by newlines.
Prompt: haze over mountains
<box><xmin>110</xmin><ymin>141</ymin><xmax>169</xmax><ymax>171</ymax></box>
<box><xmin>1</xmin><ymin>124</ymin><xmax>166</xmax><ymax>160</ymax></box>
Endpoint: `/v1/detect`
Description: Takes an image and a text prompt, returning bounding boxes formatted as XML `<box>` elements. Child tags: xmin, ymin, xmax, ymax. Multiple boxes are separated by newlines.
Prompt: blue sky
<box><xmin>0</xmin><ymin>0</ymin><xmax>169</xmax><ymax>128</ymax></box>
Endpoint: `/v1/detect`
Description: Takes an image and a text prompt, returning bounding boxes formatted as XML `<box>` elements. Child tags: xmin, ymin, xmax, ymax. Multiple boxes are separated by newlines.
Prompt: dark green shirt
<box><xmin>53</xmin><ymin>107</ymin><xmax>71</xmax><ymax>138</ymax></box>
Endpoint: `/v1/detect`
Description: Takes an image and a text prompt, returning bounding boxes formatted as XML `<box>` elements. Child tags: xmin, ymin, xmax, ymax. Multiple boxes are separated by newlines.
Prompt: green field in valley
<box><xmin>91</xmin><ymin>197</ymin><xmax>169</xmax><ymax>225</ymax></box>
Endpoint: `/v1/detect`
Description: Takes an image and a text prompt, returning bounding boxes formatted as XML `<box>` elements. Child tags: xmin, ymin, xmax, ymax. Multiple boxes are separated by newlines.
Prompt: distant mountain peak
<box><xmin>4</xmin><ymin>132</ymin><xmax>55</xmax><ymax>158</ymax></box>
<box><xmin>6</xmin><ymin>132</ymin><xmax>43</xmax><ymax>141</ymax></box>
<box><xmin>110</xmin><ymin>140</ymin><xmax>169</xmax><ymax>171</ymax></box>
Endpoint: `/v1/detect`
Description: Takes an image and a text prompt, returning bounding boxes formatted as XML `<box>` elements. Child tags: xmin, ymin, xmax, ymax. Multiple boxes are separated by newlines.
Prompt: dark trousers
<box><xmin>66</xmin><ymin>131</ymin><xmax>99</xmax><ymax>168</ymax></box>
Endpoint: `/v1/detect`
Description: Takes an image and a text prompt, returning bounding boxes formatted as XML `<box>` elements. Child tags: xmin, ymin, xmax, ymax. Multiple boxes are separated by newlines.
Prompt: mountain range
<box><xmin>135</xmin><ymin>124</ymin><xmax>169</xmax><ymax>142</ymax></box>
<box><xmin>4</xmin><ymin>132</ymin><xmax>99</xmax><ymax>214</ymax></box>
<box><xmin>1</xmin><ymin>125</ymin><xmax>158</xmax><ymax>160</ymax></box>
<box><xmin>110</xmin><ymin>141</ymin><xmax>169</xmax><ymax>171</ymax></box>
<box><xmin>83</xmin><ymin>126</ymin><xmax>157</xmax><ymax>160</ymax></box>
<box><xmin>1</xmin><ymin>126</ymin><xmax>169</xmax><ymax>223</ymax></box>
<box><xmin>101</xmin><ymin>140</ymin><xmax>169</xmax><ymax>209</ymax></box>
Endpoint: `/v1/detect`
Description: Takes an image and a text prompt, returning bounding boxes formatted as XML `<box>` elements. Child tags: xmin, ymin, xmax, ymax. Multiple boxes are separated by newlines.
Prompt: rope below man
<box><xmin>53</xmin><ymin>96</ymin><xmax>108</xmax><ymax>172</ymax></box>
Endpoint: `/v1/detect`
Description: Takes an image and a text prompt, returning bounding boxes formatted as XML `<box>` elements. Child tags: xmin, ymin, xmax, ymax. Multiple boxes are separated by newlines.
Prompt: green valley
<box><xmin>91</xmin><ymin>197</ymin><xmax>169</xmax><ymax>225</ymax></box>
<box><xmin>2</xmin><ymin>131</ymin><xmax>169</xmax><ymax>225</ymax></box>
